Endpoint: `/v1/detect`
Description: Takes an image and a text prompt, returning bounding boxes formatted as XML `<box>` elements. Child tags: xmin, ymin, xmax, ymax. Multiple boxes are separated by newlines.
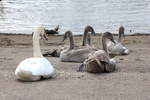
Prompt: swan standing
<box><xmin>78</xmin><ymin>32</ymin><xmax>116</xmax><ymax>73</ymax></box>
<box><xmin>106</xmin><ymin>26</ymin><xmax>129</xmax><ymax>57</ymax></box>
<box><xmin>15</xmin><ymin>26</ymin><xmax>55</xmax><ymax>81</ymax></box>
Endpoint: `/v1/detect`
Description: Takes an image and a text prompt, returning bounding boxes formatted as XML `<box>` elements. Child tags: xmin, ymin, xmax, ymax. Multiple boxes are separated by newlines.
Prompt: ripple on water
<box><xmin>0</xmin><ymin>0</ymin><xmax>150</xmax><ymax>34</ymax></box>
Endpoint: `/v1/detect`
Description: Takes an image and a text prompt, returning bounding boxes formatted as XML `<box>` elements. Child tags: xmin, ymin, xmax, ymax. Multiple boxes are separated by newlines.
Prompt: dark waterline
<box><xmin>0</xmin><ymin>0</ymin><xmax>150</xmax><ymax>34</ymax></box>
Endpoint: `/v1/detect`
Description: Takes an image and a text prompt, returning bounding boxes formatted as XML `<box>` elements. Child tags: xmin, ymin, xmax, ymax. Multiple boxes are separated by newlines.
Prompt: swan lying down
<box><xmin>78</xmin><ymin>32</ymin><xmax>116</xmax><ymax>73</ymax></box>
<box><xmin>79</xmin><ymin>50</ymin><xmax>116</xmax><ymax>73</ymax></box>
<box><xmin>107</xmin><ymin>26</ymin><xmax>129</xmax><ymax>57</ymax></box>
<box><xmin>15</xmin><ymin>26</ymin><xmax>55</xmax><ymax>81</ymax></box>
<box><xmin>60</xmin><ymin>30</ymin><xmax>96</xmax><ymax>63</ymax></box>
<box><xmin>15</xmin><ymin>58</ymin><xmax>54</xmax><ymax>81</ymax></box>
<box><xmin>43</xmin><ymin>25</ymin><xmax>96</xmax><ymax>57</ymax></box>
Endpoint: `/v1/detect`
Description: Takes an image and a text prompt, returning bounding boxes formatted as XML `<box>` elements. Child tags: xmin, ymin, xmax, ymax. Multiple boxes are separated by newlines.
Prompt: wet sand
<box><xmin>0</xmin><ymin>34</ymin><xmax>150</xmax><ymax>100</ymax></box>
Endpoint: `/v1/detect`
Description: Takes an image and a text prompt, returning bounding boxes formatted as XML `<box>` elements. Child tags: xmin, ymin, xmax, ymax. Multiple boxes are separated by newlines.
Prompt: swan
<box><xmin>78</xmin><ymin>32</ymin><xmax>116</xmax><ymax>73</ymax></box>
<box><xmin>106</xmin><ymin>26</ymin><xmax>129</xmax><ymax>57</ymax></box>
<box><xmin>60</xmin><ymin>30</ymin><xmax>96</xmax><ymax>62</ymax></box>
<box><xmin>15</xmin><ymin>26</ymin><xmax>55</xmax><ymax>81</ymax></box>
<box><xmin>43</xmin><ymin>25</ymin><xmax>95</xmax><ymax>57</ymax></box>
<box><xmin>45</xmin><ymin>25</ymin><xmax>59</xmax><ymax>34</ymax></box>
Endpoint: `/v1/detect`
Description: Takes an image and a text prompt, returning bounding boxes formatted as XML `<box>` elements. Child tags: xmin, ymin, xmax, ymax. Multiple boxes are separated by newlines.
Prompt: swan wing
<box><xmin>92</xmin><ymin>50</ymin><xmax>110</xmax><ymax>63</ymax></box>
<box><xmin>60</xmin><ymin>47</ymin><xmax>96</xmax><ymax>62</ymax></box>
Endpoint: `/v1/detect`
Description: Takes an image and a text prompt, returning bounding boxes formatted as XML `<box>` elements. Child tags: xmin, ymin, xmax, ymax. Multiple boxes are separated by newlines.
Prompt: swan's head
<box><xmin>62</xmin><ymin>31</ymin><xmax>73</xmax><ymax>42</ymax></box>
<box><xmin>84</xmin><ymin>25</ymin><xmax>96</xmax><ymax>35</ymax></box>
<box><xmin>103</xmin><ymin>32</ymin><xmax>116</xmax><ymax>43</ymax></box>
<box><xmin>33</xmin><ymin>25</ymin><xmax>48</xmax><ymax>40</ymax></box>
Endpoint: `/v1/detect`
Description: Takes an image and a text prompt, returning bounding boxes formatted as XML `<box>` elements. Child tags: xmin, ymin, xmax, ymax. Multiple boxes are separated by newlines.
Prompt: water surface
<box><xmin>0</xmin><ymin>0</ymin><xmax>150</xmax><ymax>34</ymax></box>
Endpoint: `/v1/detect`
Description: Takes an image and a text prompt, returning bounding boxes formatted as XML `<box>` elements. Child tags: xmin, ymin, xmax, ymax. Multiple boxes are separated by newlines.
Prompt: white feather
<box><xmin>15</xmin><ymin>58</ymin><xmax>54</xmax><ymax>76</ymax></box>
<box><xmin>15</xmin><ymin>57</ymin><xmax>55</xmax><ymax>81</ymax></box>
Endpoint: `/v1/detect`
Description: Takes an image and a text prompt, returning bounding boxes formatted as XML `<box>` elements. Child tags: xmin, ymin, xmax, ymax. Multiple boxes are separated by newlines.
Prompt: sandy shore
<box><xmin>0</xmin><ymin>34</ymin><xmax>150</xmax><ymax>100</ymax></box>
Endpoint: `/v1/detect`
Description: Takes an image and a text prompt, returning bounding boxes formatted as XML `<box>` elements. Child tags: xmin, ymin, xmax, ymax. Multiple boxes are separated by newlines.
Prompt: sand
<box><xmin>0</xmin><ymin>34</ymin><xmax>150</xmax><ymax>100</ymax></box>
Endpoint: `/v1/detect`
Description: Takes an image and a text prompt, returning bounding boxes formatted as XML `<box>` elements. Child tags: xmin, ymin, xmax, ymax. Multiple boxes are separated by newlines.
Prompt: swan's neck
<box><xmin>33</xmin><ymin>33</ymin><xmax>43</xmax><ymax>57</ymax></box>
<box><xmin>86</xmin><ymin>33</ymin><xmax>91</xmax><ymax>46</ymax></box>
<box><xmin>118</xmin><ymin>31</ymin><xmax>123</xmax><ymax>43</ymax></box>
<box><xmin>69</xmin><ymin>36</ymin><xmax>74</xmax><ymax>50</ymax></box>
<box><xmin>82</xmin><ymin>30</ymin><xmax>87</xmax><ymax>46</ymax></box>
<box><xmin>102</xmin><ymin>37</ymin><xmax>109</xmax><ymax>55</ymax></box>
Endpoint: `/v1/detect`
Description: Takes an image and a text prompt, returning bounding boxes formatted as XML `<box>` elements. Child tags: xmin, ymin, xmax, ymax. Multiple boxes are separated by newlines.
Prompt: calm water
<box><xmin>0</xmin><ymin>0</ymin><xmax>150</xmax><ymax>34</ymax></box>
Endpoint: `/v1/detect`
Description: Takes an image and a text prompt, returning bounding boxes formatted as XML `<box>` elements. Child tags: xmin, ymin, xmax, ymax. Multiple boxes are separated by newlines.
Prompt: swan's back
<box><xmin>60</xmin><ymin>31</ymin><xmax>97</xmax><ymax>62</ymax></box>
<box><xmin>60</xmin><ymin>46</ymin><xmax>96</xmax><ymax>63</ymax></box>
<box><xmin>15</xmin><ymin>58</ymin><xmax>55</xmax><ymax>81</ymax></box>
<box><xmin>83</xmin><ymin>50</ymin><xmax>116</xmax><ymax>73</ymax></box>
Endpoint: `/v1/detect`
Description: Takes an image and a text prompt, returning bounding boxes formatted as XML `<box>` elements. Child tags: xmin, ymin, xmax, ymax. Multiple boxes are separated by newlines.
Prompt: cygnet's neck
<box><xmin>118</xmin><ymin>27</ymin><xmax>124</xmax><ymax>43</ymax></box>
<box><xmin>82</xmin><ymin>30</ymin><xmax>88</xmax><ymax>46</ymax></box>
<box><xmin>33</xmin><ymin>32</ymin><xmax>43</xmax><ymax>57</ymax></box>
<box><xmin>118</xmin><ymin>32</ymin><xmax>123</xmax><ymax>43</ymax></box>
<box><xmin>102</xmin><ymin>35</ymin><xmax>109</xmax><ymax>55</ymax></box>
<box><xmin>69</xmin><ymin>36</ymin><xmax>74</xmax><ymax>50</ymax></box>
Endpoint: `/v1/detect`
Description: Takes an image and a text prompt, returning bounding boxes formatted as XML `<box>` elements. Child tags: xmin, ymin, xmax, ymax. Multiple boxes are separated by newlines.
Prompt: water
<box><xmin>0</xmin><ymin>0</ymin><xmax>150</xmax><ymax>34</ymax></box>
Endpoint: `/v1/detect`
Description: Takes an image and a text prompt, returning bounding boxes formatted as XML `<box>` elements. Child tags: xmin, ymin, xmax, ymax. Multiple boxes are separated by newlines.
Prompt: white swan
<box><xmin>106</xmin><ymin>26</ymin><xmax>129</xmax><ymax>57</ymax></box>
<box><xmin>15</xmin><ymin>26</ymin><xmax>55</xmax><ymax>81</ymax></box>
<box><xmin>78</xmin><ymin>32</ymin><xmax>116</xmax><ymax>73</ymax></box>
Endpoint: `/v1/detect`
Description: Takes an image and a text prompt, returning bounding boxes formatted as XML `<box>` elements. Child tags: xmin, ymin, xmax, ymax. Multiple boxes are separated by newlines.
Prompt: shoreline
<box><xmin>0</xmin><ymin>32</ymin><xmax>150</xmax><ymax>36</ymax></box>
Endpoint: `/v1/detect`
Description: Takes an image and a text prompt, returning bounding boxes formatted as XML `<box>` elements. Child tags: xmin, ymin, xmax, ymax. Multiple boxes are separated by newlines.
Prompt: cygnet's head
<box><xmin>84</xmin><ymin>25</ymin><xmax>96</xmax><ymax>35</ymax></box>
<box><xmin>62</xmin><ymin>30</ymin><xmax>73</xmax><ymax>42</ymax></box>
<box><xmin>103</xmin><ymin>32</ymin><xmax>116</xmax><ymax>43</ymax></box>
